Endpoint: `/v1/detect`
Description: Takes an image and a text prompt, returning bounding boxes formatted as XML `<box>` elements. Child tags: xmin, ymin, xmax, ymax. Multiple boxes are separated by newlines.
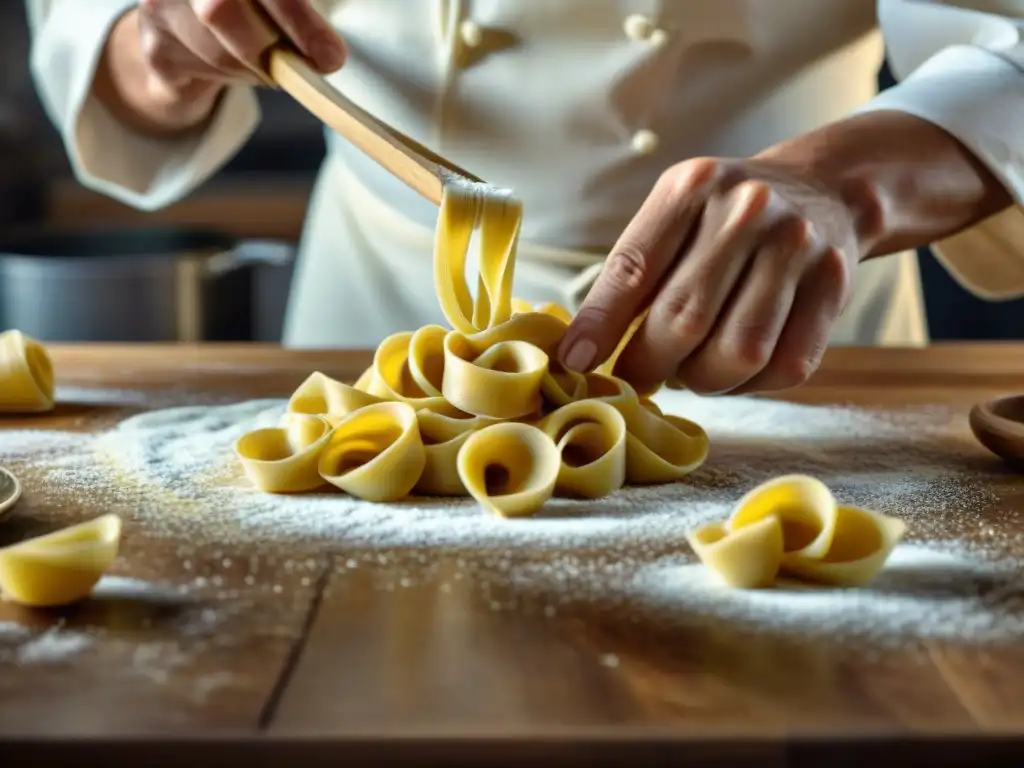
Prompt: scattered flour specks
<box><xmin>625</xmin><ymin>543</ymin><xmax>1024</xmax><ymax>645</ymax></box>
<box><xmin>0</xmin><ymin>386</ymin><xmax>1019</xmax><ymax>647</ymax></box>
<box><xmin>11</xmin><ymin>627</ymin><xmax>93</xmax><ymax>665</ymax></box>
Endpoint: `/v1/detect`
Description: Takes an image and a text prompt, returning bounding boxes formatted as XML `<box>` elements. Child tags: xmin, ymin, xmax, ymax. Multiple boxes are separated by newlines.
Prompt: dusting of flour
<box><xmin>1</xmin><ymin>386</ymin><xmax>1020</xmax><ymax>646</ymax></box>
<box><xmin>41</xmin><ymin>390</ymin><xmax>997</xmax><ymax>551</ymax></box>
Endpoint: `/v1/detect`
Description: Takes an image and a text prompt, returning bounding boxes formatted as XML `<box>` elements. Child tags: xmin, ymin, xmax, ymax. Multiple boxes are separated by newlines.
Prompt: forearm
<box><xmin>757</xmin><ymin>109</ymin><xmax>1013</xmax><ymax>260</ymax></box>
<box><xmin>93</xmin><ymin>8</ymin><xmax>224</xmax><ymax>139</ymax></box>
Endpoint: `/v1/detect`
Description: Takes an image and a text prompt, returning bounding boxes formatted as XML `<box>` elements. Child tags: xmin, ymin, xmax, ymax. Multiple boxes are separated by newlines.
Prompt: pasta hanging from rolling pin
<box><xmin>235</xmin><ymin>180</ymin><xmax>710</xmax><ymax>517</ymax></box>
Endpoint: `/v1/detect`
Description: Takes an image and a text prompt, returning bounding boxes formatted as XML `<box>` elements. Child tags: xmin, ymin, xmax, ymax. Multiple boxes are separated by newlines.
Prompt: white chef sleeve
<box><xmin>858</xmin><ymin>0</ymin><xmax>1024</xmax><ymax>300</ymax></box>
<box><xmin>26</xmin><ymin>0</ymin><xmax>261</xmax><ymax>212</ymax></box>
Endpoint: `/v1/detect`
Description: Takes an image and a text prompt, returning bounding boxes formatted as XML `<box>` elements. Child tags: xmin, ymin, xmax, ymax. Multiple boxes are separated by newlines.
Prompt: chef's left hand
<box><xmin>558</xmin><ymin>156</ymin><xmax>866</xmax><ymax>395</ymax></box>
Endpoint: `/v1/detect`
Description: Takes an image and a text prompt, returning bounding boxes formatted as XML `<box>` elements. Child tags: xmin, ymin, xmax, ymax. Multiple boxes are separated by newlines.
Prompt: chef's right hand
<box><xmin>135</xmin><ymin>0</ymin><xmax>346</xmax><ymax>87</ymax></box>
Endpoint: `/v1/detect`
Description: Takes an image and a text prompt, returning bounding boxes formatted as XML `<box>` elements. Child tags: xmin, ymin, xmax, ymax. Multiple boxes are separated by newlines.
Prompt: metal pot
<box><xmin>0</xmin><ymin>228</ymin><xmax>295</xmax><ymax>342</ymax></box>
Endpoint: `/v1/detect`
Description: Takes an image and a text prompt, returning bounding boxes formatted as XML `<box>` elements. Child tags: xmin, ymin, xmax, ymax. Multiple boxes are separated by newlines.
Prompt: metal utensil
<box><xmin>0</xmin><ymin>227</ymin><xmax>294</xmax><ymax>342</ymax></box>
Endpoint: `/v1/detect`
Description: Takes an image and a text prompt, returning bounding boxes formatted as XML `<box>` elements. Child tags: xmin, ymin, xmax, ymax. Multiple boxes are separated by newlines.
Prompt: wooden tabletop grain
<box><xmin>1</xmin><ymin>343</ymin><xmax>1023</xmax><ymax>766</ymax></box>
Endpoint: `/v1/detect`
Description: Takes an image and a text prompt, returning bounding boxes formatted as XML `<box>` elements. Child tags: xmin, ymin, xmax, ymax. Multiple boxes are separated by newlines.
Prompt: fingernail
<box><xmin>312</xmin><ymin>34</ymin><xmax>346</xmax><ymax>72</ymax></box>
<box><xmin>562</xmin><ymin>338</ymin><xmax>597</xmax><ymax>372</ymax></box>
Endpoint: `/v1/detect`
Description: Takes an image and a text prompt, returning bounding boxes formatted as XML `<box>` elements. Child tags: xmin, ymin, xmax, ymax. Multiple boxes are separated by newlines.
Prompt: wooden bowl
<box><xmin>969</xmin><ymin>395</ymin><xmax>1024</xmax><ymax>467</ymax></box>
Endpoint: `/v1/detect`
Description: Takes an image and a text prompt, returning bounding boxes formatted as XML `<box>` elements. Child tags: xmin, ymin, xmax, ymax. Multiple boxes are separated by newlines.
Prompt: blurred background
<box><xmin>1</xmin><ymin>3</ymin><xmax>1022</xmax><ymax>344</ymax></box>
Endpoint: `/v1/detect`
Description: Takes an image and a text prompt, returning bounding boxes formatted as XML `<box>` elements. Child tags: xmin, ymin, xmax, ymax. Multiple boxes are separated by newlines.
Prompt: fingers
<box><xmin>611</xmin><ymin>179</ymin><xmax>776</xmax><ymax>392</ymax></box>
<box><xmin>257</xmin><ymin>0</ymin><xmax>346</xmax><ymax>72</ymax></box>
<box><xmin>140</xmin><ymin>0</ymin><xmax>344</xmax><ymax>88</ymax></box>
<box><xmin>670</xmin><ymin>215</ymin><xmax>814</xmax><ymax>395</ymax></box>
<box><xmin>558</xmin><ymin>158</ymin><xmax>719</xmax><ymax>374</ymax></box>
<box><xmin>193</xmin><ymin>0</ymin><xmax>279</xmax><ymax>73</ymax></box>
<box><xmin>729</xmin><ymin>247</ymin><xmax>851</xmax><ymax>395</ymax></box>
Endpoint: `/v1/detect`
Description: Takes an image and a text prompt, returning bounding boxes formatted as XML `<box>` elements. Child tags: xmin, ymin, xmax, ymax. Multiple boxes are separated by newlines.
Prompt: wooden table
<box><xmin>1</xmin><ymin>344</ymin><xmax>1023</xmax><ymax>766</ymax></box>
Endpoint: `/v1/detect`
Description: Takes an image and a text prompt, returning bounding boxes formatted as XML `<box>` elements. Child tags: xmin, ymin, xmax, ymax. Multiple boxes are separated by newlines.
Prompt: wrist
<box><xmin>94</xmin><ymin>9</ymin><xmax>225</xmax><ymax>138</ymax></box>
<box><xmin>755</xmin><ymin>124</ymin><xmax>886</xmax><ymax>263</ymax></box>
<box><xmin>757</xmin><ymin>110</ymin><xmax>1013</xmax><ymax>261</ymax></box>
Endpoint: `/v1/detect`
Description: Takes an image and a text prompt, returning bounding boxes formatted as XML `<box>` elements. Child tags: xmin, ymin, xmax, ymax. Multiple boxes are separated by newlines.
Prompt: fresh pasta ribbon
<box><xmin>415</xmin><ymin>409</ymin><xmax>494</xmax><ymax>496</ymax></box>
<box><xmin>539</xmin><ymin>400</ymin><xmax>627</xmax><ymax>498</ymax></box>
<box><xmin>234</xmin><ymin>180</ymin><xmax>710</xmax><ymax>516</ymax></box>
<box><xmin>287</xmin><ymin>371</ymin><xmax>382</xmax><ymax>419</ymax></box>
<box><xmin>319</xmin><ymin>402</ymin><xmax>426</xmax><ymax>502</ymax></box>
<box><xmin>236</xmin><ymin>412</ymin><xmax>334</xmax><ymax>493</ymax></box>
<box><xmin>0</xmin><ymin>514</ymin><xmax>122</xmax><ymax>607</ymax></box>
<box><xmin>686</xmin><ymin>517</ymin><xmax>784</xmax><ymax>590</ymax></box>
<box><xmin>687</xmin><ymin>475</ymin><xmax>907</xmax><ymax>588</ymax></box>
<box><xmin>0</xmin><ymin>329</ymin><xmax>56</xmax><ymax>413</ymax></box>
<box><xmin>457</xmin><ymin>422</ymin><xmax>560</xmax><ymax>517</ymax></box>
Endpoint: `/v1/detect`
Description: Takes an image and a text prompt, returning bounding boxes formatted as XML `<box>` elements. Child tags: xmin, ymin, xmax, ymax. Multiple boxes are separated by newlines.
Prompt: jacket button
<box><xmin>460</xmin><ymin>19</ymin><xmax>484</xmax><ymax>47</ymax></box>
<box><xmin>631</xmin><ymin>129</ymin><xmax>659</xmax><ymax>155</ymax></box>
<box><xmin>623</xmin><ymin>14</ymin><xmax>654</xmax><ymax>41</ymax></box>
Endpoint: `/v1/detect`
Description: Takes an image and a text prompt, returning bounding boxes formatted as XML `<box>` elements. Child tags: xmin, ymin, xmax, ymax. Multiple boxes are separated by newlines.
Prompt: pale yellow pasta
<box><xmin>539</xmin><ymin>400</ymin><xmax>627</xmax><ymax>498</ymax></box>
<box><xmin>443</xmin><ymin>336</ymin><xmax>548</xmax><ymax>419</ymax></box>
<box><xmin>365</xmin><ymin>331</ymin><xmax>464</xmax><ymax>417</ymax></box>
<box><xmin>0</xmin><ymin>514</ymin><xmax>122</xmax><ymax>607</ymax></box>
<box><xmin>728</xmin><ymin>474</ymin><xmax>838</xmax><ymax>560</ymax></box>
<box><xmin>287</xmin><ymin>371</ymin><xmax>382</xmax><ymax>419</ymax></box>
<box><xmin>685</xmin><ymin>517</ymin><xmax>784</xmax><ymax>589</ymax></box>
<box><xmin>688</xmin><ymin>475</ymin><xmax>908</xmax><ymax>589</ymax></box>
<box><xmin>783</xmin><ymin>504</ymin><xmax>907</xmax><ymax>586</ymax></box>
<box><xmin>0</xmin><ymin>329</ymin><xmax>55</xmax><ymax>413</ymax></box>
<box><xmin>234</xmin><ymin>179</ymin><xmax>711</xmax><ymax>516</ymax></box>
<box><xmin>624</xmin><ymin>408</ymin><xmax>710</xmax><ymax>484</ymax></box>
<box><xmin>415</xmin><ymin>409</ymin><xmax>494</xmax><ymax>496</ymax></box>
<box><xmin>456</xmin><ymin>422</ymin><xmax>560</xmax><ymax>518</ymax></box>
<box><xmin>318</xmin><ymin>402</ymin><xmax>426</xmax><ymax>502</ymax></box>
<box><xmin>235</xmin><ymin>412</ymin><xmax>334</xmax><ymax>493</ymax></box>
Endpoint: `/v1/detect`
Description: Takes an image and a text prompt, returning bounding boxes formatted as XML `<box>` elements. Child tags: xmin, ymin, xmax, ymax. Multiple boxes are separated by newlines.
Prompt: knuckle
<box><xmin>603</xmin><ymin>247</ymin><xmax>649</xmax><ymax>293</ymax></box>
<box><xmin>724</xmin><ymin>180</ymin><xmax>771</xmax><ymax>227</ymax></box>
<box><xmin>780</xmin><ymin>356</ymin><xmax>818</xmax><ymax>388</ymax></box>
<box><xmin>656</xmin><ymin>290</ymin><xmax>715</xmax><ymax>342</ymax></box>
<box><xmin>772</xmin><ymin>214</ymin><xmax>812</xmax><ymax>252</ymax></box>
<box><xmin>819</xmin><ymin>246</ymin><xmax>852</xmax><ymax>303</ymax></box>
<box><xmin>660</xmin><ymin>157</ymin><xmax>720</xmax><ymax>198</ymax></box>
<box><xmin>724</xmin><ymin>326</ymin><xmax>775</xmax><ymax>369</ymax></box>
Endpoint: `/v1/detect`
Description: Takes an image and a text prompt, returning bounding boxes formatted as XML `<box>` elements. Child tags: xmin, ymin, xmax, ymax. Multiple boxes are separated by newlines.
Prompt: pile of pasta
<box><xmin>687</xmin><ymin>474</ymin><xmax>907</xmax><ymax>589</ymax></box>
<box><xmin>235</xmin><ymin>182</ymin><xmax>709</xmax><ymax>517</ymax></box>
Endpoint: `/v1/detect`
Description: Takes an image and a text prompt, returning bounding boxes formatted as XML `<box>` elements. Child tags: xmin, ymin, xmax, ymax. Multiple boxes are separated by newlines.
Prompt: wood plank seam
<box><xmin>257</xmin><ymin>563</ymin><xmax>334</xmax><ymax>730</ymax></box>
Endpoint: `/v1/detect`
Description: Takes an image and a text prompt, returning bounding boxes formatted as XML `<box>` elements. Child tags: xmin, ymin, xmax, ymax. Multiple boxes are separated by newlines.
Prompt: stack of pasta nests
<box><xmin>235</xmin><ymin>182</ymin><xmax>709</xmax><ymax>517</ymax></box>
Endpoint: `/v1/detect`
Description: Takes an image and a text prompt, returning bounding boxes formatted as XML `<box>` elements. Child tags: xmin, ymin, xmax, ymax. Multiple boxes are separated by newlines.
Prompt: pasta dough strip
<box><xmin>688</xmin><ymin>475</ymin><xmax>907</xmax><ymax>589</ymax></box>
<box><xmin>235</xmin><ymin>179</ymin><xmax>710</xmax><ymax>517</ymax></box>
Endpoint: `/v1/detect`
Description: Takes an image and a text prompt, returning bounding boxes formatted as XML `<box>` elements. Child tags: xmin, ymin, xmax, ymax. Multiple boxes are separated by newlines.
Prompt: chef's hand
<box><xmin>99</xmin><ymin>0</ymin><xmax>345</xmax><ymax>134</ymax></box>
<box><xmin>136</xmin><ymin>0</ymin><xmax>345</xmax><ymax>85</ymax></box>
<box><xmin>557</xmin><ymin>157</ymin><xmax>863</xmax><ymax>395</ymax></box>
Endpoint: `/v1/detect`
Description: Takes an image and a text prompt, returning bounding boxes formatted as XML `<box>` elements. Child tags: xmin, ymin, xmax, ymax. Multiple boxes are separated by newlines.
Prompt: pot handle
<box><xmin>204</xmin><ymin>239</ymin><xmax>296</xmax><ymax>276</ymax></box>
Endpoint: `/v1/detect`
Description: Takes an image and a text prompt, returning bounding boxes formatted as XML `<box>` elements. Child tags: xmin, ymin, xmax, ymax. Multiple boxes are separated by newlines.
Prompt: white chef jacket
<box><xmin>24</xmin><ymin>0</ymin><xmax>1024</xmax><ymax>349</ymax></box>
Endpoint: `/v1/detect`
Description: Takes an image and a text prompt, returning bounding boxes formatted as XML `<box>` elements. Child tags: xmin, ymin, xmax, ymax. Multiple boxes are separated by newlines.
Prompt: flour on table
<box><xmin>624</xmin><ymin>543</ymin><xmax>1024</xmax><ymax>645</ymax></box>
<box><xmin>53</xmin><ymin>390</ymin><xmax>992</xmax><ymax>551</ymax></box>
<box><xmin>10</xmin><ymin>627</ymin><xmax>93</xmax><ymax>665</ymax></box>
<box><xmin>0</xmin><ymin>386</ymin><xmax>1018</xmax><ymax>646</ymax></box>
